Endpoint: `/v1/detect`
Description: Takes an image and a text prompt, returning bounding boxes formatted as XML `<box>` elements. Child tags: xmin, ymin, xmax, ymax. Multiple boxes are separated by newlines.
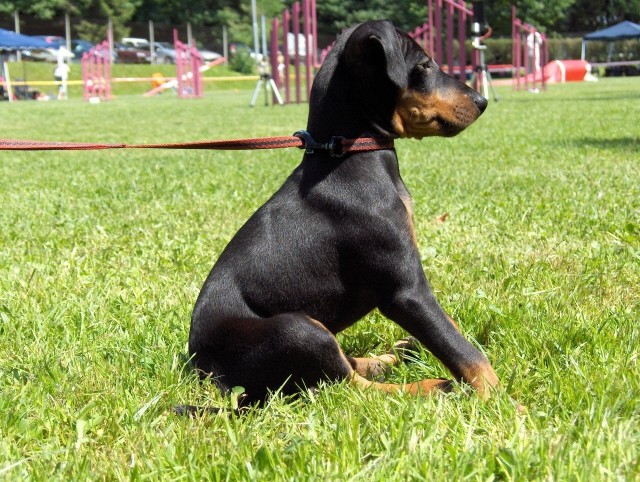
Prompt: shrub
<box><xmin>229</xmin><ymin>50</ymin><xmax>256</xmax><ymax>75</ymax></box>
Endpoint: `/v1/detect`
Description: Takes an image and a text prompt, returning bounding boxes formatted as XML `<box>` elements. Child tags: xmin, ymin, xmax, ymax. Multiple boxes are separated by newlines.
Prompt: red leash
<box><xmin>0</xmin><ymin>131</ymin><xmax>394</xmax><ymax>158</ymax></box>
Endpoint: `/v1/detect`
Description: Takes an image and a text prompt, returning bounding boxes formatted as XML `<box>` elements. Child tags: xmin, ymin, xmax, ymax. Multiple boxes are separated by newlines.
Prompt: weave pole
<box><xmin>270</xmin><ymin>0</ymin><xmax>317</xmax><ymax>104</ymax></box>
<box><xmin>429</xmin><ymin>0</ymin><xmax>473</xmax><ymax>80</ymax></box>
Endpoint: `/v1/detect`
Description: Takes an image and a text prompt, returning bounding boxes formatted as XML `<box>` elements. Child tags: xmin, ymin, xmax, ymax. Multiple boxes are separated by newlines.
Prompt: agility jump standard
<box><xmin>143</xmin><ymin>30</ymin><xmax>225</xmax><ymax>98</ymax></box>
<box><xmin>283</xmin><ymin>0</ymin><xmax>475</xmax><ymax>106</ymax></box>
<box><xmin>512</xmin><ymin>6</ymin><xmax>548</xmax><ymax>92</ymax></box>
<box><xmin>270</xmin><ymin>0</ymin><xmax>317</xmax><ymax>104</ymax></box>
<box><xmin>174</xmin><ymin>30</ymin><xmax>203</xmax><ymax>98</ymax></box>
<box><xmin>82</xmin><ymin>39</ymin><xmax>112</xmax><ymax>102</ymax></box>
<box><xmin>428</xmin><ymin>0</ymin><xmax>473</xmax><ymax>80</ymax></box>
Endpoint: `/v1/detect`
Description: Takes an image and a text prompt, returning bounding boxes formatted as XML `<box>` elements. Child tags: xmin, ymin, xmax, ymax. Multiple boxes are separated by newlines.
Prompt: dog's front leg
<box><xmin>380</xmin><ymin>278</ymin><xmax>500</xmax><ymax>400</ymax></box>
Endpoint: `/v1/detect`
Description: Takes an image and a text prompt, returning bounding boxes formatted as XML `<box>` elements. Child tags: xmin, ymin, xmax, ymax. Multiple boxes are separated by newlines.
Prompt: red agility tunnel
<box><xmin>543</xmin><ymin>60</ymin><xmax>591</xmax><ymax>83</ymax></box>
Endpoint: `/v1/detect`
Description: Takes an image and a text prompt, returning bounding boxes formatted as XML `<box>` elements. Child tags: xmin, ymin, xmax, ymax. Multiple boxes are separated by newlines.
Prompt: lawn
<box><xmin>1</xmin><ymin>78</ymin><xmax>639</xmax><ymax>480</ymax></box>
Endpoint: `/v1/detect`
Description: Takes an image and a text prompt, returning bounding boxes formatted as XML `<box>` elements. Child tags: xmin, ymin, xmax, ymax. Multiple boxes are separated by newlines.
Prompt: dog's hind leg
<box><xmin>190</xmin><ymin>313</ymin><xmax>355</xmax><ymax>403</ymax></box>
<box><xmin>350</xmin><ymin>372</ymin><xmax>453</xmax><ymax>395</ymax></box>
<box><xmin>346</xmin><ymin>341</ymin><xmax>455</xmax><ymax>396</ymax></box>
<box><xmin>191</xmin><ymin>313</ymin><xmax>455</xmax><ymax>401</ymax></box>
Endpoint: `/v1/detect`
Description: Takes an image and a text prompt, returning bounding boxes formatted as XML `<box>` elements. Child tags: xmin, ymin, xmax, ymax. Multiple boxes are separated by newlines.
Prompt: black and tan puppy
<box><xmin>188</xmin><ymin>20</ymin><xmax>498</xmax><ymax>406</ymax></box>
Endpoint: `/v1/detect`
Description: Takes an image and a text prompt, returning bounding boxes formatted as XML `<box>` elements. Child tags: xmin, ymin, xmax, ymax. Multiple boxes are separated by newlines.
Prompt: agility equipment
<box><xmin>82</xmin><ymin>40</ymin><xmax>112</xmax><ymax>102</ymax></box>
<box><xmin>512</xmin><ymin>6</ymin><xmax>548</xmax><ymax>92</ymax></box>
<box><xmin>270</xmin><ymin>0</ymin><xmax>317</xmax><ymax>104</ymax></box>
<box><xmin>429</xmin><ymin>0</ymin><xmax>473</xmax><ymax>81</ymax></box>
<box><xmin>174</xmin><ymin>30</ymin><xmax>203</xmax><ymax>98</ymax></box>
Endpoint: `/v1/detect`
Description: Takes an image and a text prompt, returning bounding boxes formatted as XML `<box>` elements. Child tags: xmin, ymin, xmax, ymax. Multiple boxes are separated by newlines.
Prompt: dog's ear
<box><xmin>343</xmin><ymin>20</ymin><xmax>408</xmax><ymax>90</ymax></box>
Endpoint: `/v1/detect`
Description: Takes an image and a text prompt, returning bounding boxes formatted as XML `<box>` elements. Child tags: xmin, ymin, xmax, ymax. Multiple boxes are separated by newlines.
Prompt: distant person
<box><xmin>526</xmin><ymin>31</ymin><xmax>542</xmax><ymax>93</ymax></box>
<box><xmin>526</xmin><ymin>31</ymin><xmax>542</xmax><ymax>74</ymax></box>
<box><xmin>277</xmin><ymin>51</ymin><xmax>285</xmax><ymax>85</ymax></box>
<box><xmin>54</xmin><ymin>62</ymin><xmax>70</xmax><ymax>100</ymax></box>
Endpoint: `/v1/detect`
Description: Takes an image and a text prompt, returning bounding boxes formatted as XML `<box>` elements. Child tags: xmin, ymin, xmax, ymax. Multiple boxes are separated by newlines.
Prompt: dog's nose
<box><xmin>472</xmin><ymin>92</ymin><xmax>488</xmax><ymax>113</ymax></box>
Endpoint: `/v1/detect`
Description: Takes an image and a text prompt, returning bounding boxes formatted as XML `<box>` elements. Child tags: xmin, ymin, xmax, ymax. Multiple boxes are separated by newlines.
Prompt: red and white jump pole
<box><xmin>512</xmin><ymin>6</ymin><xmax>548</xmax><ymax>92</ymax></box>
<box><xmin>174</xmin><ymin>29</ymin><xmax>203</xmax><ymax>99</ymax></box>
<box><xmin>82</xmin><ymin>39</ymin><xmax>112</xmax><ymax>102</ymax></box>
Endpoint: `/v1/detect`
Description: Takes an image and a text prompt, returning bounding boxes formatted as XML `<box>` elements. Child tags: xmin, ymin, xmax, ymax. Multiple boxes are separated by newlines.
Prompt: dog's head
<box><xmin>308</xmin><ymin>20</ymin><xmax>487</xmax><ymax>140</ymax></box>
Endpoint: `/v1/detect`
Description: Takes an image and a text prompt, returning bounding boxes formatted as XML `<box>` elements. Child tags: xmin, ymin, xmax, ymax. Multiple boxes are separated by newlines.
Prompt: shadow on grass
<box><xmin>572</xmin><ymin>136</ymin><xmax>639</xmax><ymax>151</ymax></box>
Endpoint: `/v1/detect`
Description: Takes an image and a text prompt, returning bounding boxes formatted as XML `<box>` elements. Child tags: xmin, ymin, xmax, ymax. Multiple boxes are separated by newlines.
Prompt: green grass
<box><xmin>1</xmin><ymin>78</ymin><xmax>639</xmax><ymax>480</ymax></box>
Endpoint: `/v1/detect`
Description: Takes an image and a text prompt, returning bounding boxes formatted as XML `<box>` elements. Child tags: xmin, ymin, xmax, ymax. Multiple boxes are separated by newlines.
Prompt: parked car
<box><xmin>121</xmin><ymin>37</ymin><xmax>150</xmax><ymax>49</ymax></box>
<box><xmin>153</xmin><ymin>41</ymin><xmax>176</xmax><ymax>64</ymax></box>
<box><xmin>197</xmin><ymin>47</ymin><xmax>223</xmax><ymax>62</ymax></box>
<box><xmin>71</xmin><ymin>39</ymin><xmax>94</xmax><ymax>58</ymax></box>
<box><xmin>71</xmin><ymin>39</ymin><xmax>118</xmax><ymax>63</ymax></box>
<box><xmin>36</xmin><ymin>35</ymin><xmax>66</xmax><ymax>48</ymax></box>
<box><xmin>114</xmin><ymin>42</ymin><xmax>151</xmax><ymax>63</ymax></box>
<box><xmin>22</xmin><ymin>35</ymin><xmax>74</xmax><ymax>62</ymax></box>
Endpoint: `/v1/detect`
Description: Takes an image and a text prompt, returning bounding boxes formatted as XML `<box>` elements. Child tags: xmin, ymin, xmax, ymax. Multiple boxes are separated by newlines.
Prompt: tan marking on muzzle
<box><xmin>392</xmin><ymin>88</ymin><xmax>482</xmax><ymax>139</ymax></box>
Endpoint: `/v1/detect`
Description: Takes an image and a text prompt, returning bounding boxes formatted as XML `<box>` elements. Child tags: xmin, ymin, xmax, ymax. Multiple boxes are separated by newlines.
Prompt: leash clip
<box><xmin>293</xmin><ymin>130</ymin><xmax>345</xmax><ymax>158</ymax></box>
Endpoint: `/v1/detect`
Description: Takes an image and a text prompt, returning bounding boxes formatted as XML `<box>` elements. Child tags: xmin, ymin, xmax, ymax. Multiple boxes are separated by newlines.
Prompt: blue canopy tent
<box><xmin>581</xmin><ymin>20</ymin><xmax>640</xmax><ymax>60</ymax></box>
<box><xmin>0</xmin><ymin>28</ymin><xmax>51</xmax><ymax>50</ymax></box>
<box><xmin>0</xmin><ymin>29</ymin><xmax>51</xmax><ymax>101</ymax></box>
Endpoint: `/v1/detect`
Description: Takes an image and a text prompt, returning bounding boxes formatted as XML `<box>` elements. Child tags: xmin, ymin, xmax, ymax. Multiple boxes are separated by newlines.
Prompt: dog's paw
<box><xmin>391</xmin><ymin>336</ymin><xmax>420</xmax><ymax>362</ymax></box>
<box><xmin>410</xmin><ymin>378</ymin><xmax>453</xmax><ymax>395</ymax></box>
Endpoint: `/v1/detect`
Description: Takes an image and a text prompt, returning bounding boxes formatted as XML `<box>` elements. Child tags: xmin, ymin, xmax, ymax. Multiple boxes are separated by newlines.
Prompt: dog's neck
<box><xmin>298</xmin><ymin>147</ymin><xmax>401</xmax><ymax>192</ymax></box>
